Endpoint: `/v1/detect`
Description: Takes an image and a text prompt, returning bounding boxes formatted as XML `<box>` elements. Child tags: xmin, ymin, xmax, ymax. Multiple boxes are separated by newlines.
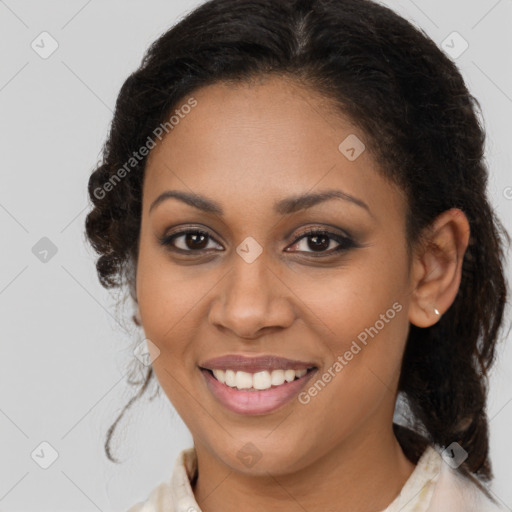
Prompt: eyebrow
<box><xmin>149</xmin><ymin>189</ymin><xmax>372</xmax><ymax>217</ymax></box>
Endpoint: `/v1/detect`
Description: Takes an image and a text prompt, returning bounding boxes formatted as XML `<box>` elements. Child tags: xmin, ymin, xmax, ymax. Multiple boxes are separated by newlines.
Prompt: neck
<box><xmin>192</xmin><ymin>422</ymin><xmax>416</xmax><ymax>512</ymax></box>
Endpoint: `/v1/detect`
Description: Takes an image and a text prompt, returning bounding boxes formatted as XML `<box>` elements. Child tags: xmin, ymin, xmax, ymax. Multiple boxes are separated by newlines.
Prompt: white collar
<box><xmin>128</xmin><ymin>445</ymin><xmax>504</xmax><ymax>512</ymax></box>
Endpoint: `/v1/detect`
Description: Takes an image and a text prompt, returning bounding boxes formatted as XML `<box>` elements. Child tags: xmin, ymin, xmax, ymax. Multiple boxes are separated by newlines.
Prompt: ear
<box><xmin>408</xmin><ymin>208</ymin><xmax>470</xmax><ymax>328</ymax></box>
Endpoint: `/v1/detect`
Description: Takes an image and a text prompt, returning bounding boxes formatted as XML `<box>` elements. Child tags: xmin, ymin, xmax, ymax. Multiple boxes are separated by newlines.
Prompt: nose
<box><xmin>208</xmin><ymin>253</ymin><xmax>296</xmax><ymax>339</ymax></box>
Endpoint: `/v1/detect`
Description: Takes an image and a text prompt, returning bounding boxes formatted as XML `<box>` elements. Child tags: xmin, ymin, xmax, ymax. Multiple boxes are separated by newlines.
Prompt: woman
<box><xmin>85</xmin><ymin>0</ymin><xmax>510</xmax><ymax>510</ymax></box>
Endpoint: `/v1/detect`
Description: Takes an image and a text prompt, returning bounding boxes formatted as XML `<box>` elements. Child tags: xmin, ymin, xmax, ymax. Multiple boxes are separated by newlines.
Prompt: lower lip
<box><xmin>200</xmin><ymin>368</ymin><xmax>317</xmax><ymax>415</ymax></box>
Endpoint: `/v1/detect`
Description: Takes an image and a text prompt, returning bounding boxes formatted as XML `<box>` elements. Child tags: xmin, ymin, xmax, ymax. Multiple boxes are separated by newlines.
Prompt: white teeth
<box><xmin>284</xmin><ymin>369</ymin><xmax>296</xmax><ymax>382</ymax></box>
<box><xmin>210</xmin><ymin>368</ymin><xmax>310</xmax><ymax>390</ymax></box>
<box><xmin>235</xmin><ymin>371</ymin><xmax>253</xmax><ymax>389</ymax></box>
<box><xmin>271</xmin><ymin>369</ymin><xmax>285</xmax><ymax>386</ymax></box>
<box><xmin>253</xmin><ymin>371</ymin><xmax>270</xmax><ymax>390</ymax></box>
<box><xmin>225</xmin><ymin>369</ymin><xmax>236</xmax><ymax>387</ymax></box>
<box><xmin>212</xmin><ymin>369</ymin><xmax>225</xmax><ymax>383</ymax></box>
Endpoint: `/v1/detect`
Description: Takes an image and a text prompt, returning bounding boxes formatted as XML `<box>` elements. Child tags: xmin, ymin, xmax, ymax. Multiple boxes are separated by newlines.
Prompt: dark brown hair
<box><xmin>85</xmin><ymin>0</ymin><xmax>510</xmax><ymax>494</ymax></box>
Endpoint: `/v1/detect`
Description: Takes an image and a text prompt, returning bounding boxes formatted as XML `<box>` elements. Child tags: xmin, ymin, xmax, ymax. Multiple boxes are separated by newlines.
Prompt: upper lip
<box><xmin>199</xmin><ymin>355</ymin><xmax>318</xmax><ymax>373</ymax></box>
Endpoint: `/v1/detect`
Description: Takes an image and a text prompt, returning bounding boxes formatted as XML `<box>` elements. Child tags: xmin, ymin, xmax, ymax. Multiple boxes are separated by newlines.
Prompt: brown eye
<box><xmin>159</xmin><ymin>227</ymin><xmax>357</xmax><ymax>258</ymax></box>
<box><xmin>159</xmin><ymin>229</ymin><xmax>223</xmax><ymax>252</ymax></box>
<box><xmin>287</xmin><ymin>229</ymin><xmax>355</xmax><ymax>256</ymax></box>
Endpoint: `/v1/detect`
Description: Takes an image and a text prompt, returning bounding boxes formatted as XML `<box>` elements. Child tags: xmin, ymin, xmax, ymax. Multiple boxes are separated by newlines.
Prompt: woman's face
<box><xmin>136</xmin><ymin>76</ymin><xmax>414</xmax><ymax>475</ymax></box>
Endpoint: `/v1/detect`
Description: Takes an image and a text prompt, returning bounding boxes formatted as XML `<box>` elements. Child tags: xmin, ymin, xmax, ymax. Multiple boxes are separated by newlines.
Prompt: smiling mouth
<box><xmin>200</xmin><ymin>365</ymin><xmax>318</xmax><ymax>415</ymax></box>
<box><xmin>201</xmin><ymin>367</ymin><xmax>317</xmax><ymax>392</ymax></box>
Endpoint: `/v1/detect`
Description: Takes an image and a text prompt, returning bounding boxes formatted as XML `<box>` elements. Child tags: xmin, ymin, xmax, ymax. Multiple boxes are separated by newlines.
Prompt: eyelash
<box><xmin>158</xmin><ymin>227</ymin><xmax>356</xmax><ymax>257</ymax></box>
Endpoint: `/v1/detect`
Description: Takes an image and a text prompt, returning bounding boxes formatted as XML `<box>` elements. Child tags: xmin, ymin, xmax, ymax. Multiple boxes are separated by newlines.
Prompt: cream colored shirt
<box><xmin>127</xmin><ymin>445</ymin><xmax>505</xmax><ymax>512</ymax></box>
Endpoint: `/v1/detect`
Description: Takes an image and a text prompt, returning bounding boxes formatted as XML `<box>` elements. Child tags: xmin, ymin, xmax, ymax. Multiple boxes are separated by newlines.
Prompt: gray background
<box><xmin>0</xmin><ymin>0</ymin><xmax>511</xmax><ymax>511</ymax></box>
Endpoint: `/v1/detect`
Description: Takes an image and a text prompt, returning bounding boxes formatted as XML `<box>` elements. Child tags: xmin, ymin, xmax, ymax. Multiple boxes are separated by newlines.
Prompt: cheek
<box><xmin>136</xmin><ymin>237</ymin><xmax>202</xmax><ymax>340</ymax></box>
<box><xmin>135</xmin><ymin>247</ymin><xmax>203</xmax><ymax>406</ymax></box>
<box><xmin>294</xmin><ymin>246</ymin><xmax>409</xmax><ymax>407</ymax></box>
<box><xmin>135</xmin><ymin>239</ymin><xmax>221</xmax><ymax>400</ymax></box>
<box><xmin>295</xmin><ymin>245</ymin><xmax>407</xmax><ymax>342</ymax></box>
<box><xmin>292</xmin><ymin>297</ymin><xmax>408</xmax><ymax>449</ymax></box>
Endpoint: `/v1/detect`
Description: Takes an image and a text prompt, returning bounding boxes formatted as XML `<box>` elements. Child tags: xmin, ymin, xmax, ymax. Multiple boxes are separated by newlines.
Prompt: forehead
<box><xmin>143</xmin><ymin>76</ymin><xmax>405</xmax><ymax>221</ymax></box>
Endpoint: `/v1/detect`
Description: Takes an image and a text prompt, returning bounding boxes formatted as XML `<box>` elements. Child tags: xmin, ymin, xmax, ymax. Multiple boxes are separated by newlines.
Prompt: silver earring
<box><xmin>434</xmin><ymin>307</ymin><xmax>440</xmax><ymax>316</ymax></box>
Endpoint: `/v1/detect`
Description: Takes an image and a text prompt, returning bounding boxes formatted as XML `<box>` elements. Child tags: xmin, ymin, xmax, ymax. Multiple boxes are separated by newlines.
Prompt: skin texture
<box><xmin>135</xmin><ymin>75</ymin><xmax>470</xmax><ymax>511</ymax></box>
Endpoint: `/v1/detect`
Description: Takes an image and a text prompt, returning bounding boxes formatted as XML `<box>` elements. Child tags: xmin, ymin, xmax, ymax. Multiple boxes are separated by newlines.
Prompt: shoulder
<box><xmin>126</xmin><ymin>481</ymin><xmax>174</xmax><ymax>512</ymax></box>
<box><xmin>125</xmin><ymin>447</ymin><xmax>199</xmax><ymax>512</ymax></box>
<box><xmin>428</xmin><ymin>458</ymin><xmax>506</xmax><ymax>512</ymax></box>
